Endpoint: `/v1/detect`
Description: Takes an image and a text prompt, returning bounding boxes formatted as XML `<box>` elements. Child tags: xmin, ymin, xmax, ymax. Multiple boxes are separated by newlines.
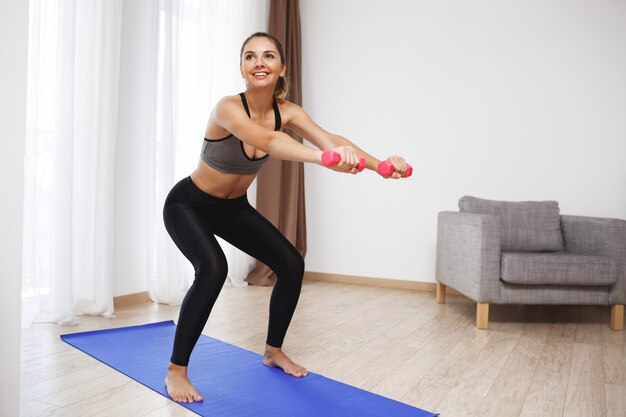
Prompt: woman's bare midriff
<box><xmin>190</xmin><ymin>159</ymin><xmax>258</xmax><ymax>199</ymax></box>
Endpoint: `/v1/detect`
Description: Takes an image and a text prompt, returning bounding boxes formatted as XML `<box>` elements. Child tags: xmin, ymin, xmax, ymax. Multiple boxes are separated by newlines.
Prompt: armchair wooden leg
<box><xmin>476</xmin><ymin>303</ymin><xmax>489</xmax><ymax>330</ymax></box>
<box><xmin>436</xmin><ymin>283</ymin><xmax>446</xmax><ymax>304</ymax></box>
<box><xmin>610</xmin><ymin>305</ymin><xmax>624</xmax><ymax>331</ymax></box>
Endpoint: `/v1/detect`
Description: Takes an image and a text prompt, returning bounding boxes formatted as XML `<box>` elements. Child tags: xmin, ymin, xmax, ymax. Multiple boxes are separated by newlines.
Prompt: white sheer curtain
<box><xmin>22</xmin><ymin>0</ymin><xmax>123</xmax><ymax>326</ymax></box>
<box><xmin>148</xmin><ymin>0</ymin><xmax>269</xmax><ymax>304</ymax></box>
<box><xmin>23</xmin><ymin>0</ymin><xmax>270</xmax><ymax>326</ymax></box>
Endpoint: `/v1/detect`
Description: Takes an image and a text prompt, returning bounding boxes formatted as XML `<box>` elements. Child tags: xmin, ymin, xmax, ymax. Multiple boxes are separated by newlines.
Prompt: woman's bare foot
<box><xmin>164</xmin><ymin>363</ymin><xmax>204</xmax><ymax>403</ymax></box>
<box><xmin>263</xmin><ymin>345</ymin><xmax>308</xmax><ymax>377</ymax></box>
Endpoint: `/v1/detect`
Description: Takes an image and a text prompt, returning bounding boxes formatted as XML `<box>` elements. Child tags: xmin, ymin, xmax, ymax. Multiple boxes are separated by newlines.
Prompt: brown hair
<box><xmin>240</xmin><ymin>32</ymin><xmax>289</xmax><ymax>101</ymax></box>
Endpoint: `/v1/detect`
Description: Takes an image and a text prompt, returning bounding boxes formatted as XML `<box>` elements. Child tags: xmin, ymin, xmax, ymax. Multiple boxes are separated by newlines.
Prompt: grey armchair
<box><xmin>435</xmin><ymin>196</ymin><xmax>625</xmax><ymax>330</ymax></box>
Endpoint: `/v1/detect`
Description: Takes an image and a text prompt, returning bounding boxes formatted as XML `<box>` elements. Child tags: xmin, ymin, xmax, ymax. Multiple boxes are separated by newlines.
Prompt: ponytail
<box><xmin>275</xmin><ymin>75</ymin><xmax>289</xmax><ymax>101</ymax></box>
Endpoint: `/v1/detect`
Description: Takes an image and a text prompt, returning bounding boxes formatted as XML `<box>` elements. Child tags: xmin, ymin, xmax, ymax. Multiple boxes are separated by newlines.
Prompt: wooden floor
<box><xmin>20</xmin><ymin>280</ymin><xmax>626</xmax><ymax>417</ymax></box>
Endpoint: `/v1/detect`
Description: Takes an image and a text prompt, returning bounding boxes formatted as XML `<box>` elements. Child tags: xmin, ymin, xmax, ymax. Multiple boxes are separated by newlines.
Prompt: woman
<box><xmin>163</xmin><ymin>32</ymin><xmax>409</xmax><ymax>403</ymax></box>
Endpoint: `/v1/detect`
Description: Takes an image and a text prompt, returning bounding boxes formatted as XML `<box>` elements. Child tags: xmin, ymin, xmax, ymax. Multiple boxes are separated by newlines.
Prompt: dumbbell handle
<box><xmin>321</xmin><ymin>150</ymin><xmax>366</xmax><ymax>172</ymax></box>
<box><xmin>377</xmin><ymin>161</ymin><xmax>413</xmax><ymax>178</ymax></box>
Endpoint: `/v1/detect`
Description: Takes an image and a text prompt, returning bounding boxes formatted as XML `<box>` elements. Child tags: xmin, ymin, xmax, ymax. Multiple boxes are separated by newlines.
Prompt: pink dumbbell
<box><xmin>321</xmin><ymin>150</ymin><xmax>366</xmax><ymax>172</ymax></box>
<box><xmin>377</xmin><ymin>161</ymin><xmax>413</xmax><ymax>178</ymax></box>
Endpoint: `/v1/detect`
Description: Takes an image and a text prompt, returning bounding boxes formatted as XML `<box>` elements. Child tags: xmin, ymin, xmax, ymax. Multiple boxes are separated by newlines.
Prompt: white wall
<box><xmin>301</xmin><ymin>0</ymin><xmax>626</xmax><ymax>282</ymax></box>
<box><xmin>0</xmin><ymin>1</ymin><xmax>28</xmax><ymax>415</ymax></box>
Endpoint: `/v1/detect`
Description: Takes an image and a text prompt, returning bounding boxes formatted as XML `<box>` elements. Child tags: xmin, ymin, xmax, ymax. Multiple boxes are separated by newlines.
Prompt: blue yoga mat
<box><xmin>61</xmin><ymin>321</ymin><xmax>438</xmax><ymax>417</ymax></box>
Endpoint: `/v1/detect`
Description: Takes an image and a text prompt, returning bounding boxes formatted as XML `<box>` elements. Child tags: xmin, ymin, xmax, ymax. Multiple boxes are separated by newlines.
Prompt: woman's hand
<box><xmin>325</xmin><ymin>146</ymin><xmax>362</xmax><ymax>174</ymax></box>
<box><xmin>381</xmin><ymin>155</ymin><xmax>408</xmax><ymax>179</ymax></box>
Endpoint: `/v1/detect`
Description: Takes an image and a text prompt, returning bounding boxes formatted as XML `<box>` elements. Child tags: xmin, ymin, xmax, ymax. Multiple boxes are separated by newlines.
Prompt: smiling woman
<box><xmin>161</xmin><ymin>31</ymin><xmax>412</xmax><ymax>403</ymax></box>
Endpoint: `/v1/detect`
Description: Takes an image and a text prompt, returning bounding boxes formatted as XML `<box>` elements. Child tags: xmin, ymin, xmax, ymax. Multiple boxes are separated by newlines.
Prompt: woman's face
<box><xmin>240</xmin><ymin>36</ymin><xmax>286</xmax><ymax>89</ymax></box>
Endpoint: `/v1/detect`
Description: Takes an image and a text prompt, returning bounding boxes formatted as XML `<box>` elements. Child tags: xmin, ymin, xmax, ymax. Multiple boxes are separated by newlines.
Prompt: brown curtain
<box><xmin>246</xmin><ymin>0</ymin><xmax>306</xmax><ymax>286</ymax></box>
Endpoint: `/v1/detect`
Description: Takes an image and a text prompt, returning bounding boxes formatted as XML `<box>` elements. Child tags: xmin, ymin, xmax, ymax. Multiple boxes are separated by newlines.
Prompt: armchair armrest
<box><xmin>561</xmin><ymin>215</ymin><xmax>626</xmax><ymax>304</ymax></box>
<box><xmin>436</xmin><ymin>211</ymin><xmax>501</xmax><ymax>302</ymax></box>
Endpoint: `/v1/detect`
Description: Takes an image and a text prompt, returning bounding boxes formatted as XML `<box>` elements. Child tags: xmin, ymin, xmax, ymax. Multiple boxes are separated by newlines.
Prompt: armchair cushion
<box><xmin>459</xmin><ymin>196</ymin><xmax>564</xmax><ymax>252</ymax></box>
<box><xmin>501</xmin><ymin>252</ymin><xmax>617</xmax><ymax>286</ymax></box>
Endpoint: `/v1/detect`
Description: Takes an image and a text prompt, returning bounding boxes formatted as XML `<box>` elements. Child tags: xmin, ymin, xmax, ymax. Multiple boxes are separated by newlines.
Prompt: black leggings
<box><xmin>163</xmin><ymin>176</ymin><xmax>304</xmax><ymax>366</ymax></box>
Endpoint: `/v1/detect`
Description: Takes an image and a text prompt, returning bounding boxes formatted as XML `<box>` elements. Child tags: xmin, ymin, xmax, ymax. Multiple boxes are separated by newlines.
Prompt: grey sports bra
<box><xmin>200</xmin><ymin>93</ymin><xmax>280</xmax><ymax>175</ymax></box>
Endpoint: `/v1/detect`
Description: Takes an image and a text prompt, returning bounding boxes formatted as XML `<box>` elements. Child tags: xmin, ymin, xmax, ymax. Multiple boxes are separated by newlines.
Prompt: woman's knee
<box><xmin>194</xmin><ymin>259</ymin><xmax>228</xmax><ymax>288</ymax></box>
<box><xmin>278</xmin><ymin>250</ymin><xmax>305</xmax><ymax>283</ymax></box>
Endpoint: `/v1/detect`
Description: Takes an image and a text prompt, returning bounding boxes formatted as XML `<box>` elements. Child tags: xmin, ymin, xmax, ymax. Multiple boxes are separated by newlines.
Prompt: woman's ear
<box><xmin>280</xmin><ymin>65</ymin><xmax>286</xmax><ymax>77</ymax></box>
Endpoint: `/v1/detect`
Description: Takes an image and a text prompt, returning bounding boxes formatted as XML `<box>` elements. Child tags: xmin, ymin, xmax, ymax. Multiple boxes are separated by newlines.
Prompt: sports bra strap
<box><xmin>272</xmin><ymin>98</ymin><xmax>281</xmax><ymax>131</ymax></box>
<box><xmin>239</xmin><ymin>92</ymin><xmax>251</xmax><ymax>117</ymax></box>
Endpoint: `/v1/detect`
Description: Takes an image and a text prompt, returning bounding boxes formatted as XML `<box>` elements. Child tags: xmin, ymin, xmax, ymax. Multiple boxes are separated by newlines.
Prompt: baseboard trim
<box><xmin>304</xmin><ymin>271</ymin><xmax>461</xmax><ymax>295</ymax></box>
<box><xmin>113</xmin><ymin>274</ymin><xmax>460</xmax><ymax>308</ymax></box>
<box><xmin>113</xmin><ymin>292</ymin><xmax>151</xmax><ymax>308</ymax></box>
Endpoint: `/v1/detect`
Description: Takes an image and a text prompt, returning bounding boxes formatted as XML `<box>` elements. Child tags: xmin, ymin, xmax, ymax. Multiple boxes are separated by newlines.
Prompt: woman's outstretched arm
<box><xmin>282</xmin><ymin>101</ymin><xmax>409</xmax><ymax>178</ymax></box>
